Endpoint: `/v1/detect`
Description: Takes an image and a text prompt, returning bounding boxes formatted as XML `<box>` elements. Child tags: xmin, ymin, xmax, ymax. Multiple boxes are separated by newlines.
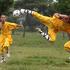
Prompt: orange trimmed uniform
<box><xmin>0</xmin><ymin>22</ymin><xmax>18</xmax><ymax>53</ymax></box>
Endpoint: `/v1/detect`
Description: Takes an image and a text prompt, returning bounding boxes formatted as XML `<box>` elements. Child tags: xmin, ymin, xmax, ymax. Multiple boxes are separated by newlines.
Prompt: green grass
<box><xmin>0</xmin><ymin>32</ymin><xmax>70</xmax><ymax>70</ymax></box>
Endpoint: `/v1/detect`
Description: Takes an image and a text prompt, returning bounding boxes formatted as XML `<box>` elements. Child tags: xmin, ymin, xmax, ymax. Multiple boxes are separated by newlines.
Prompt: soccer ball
<box><xmin>13</xmin><ymin>10</ymin><xmax>20</xmax><ymax>17</ymax></box>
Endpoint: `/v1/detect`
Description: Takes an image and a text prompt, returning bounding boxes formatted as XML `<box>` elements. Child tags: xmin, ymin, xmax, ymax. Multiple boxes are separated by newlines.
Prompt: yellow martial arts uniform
<box><xmin>14</xmin><ymin>9</ymin><xmax>70</xmax><ymax>52</ymax></box>
<box><xmin>0</xmin><ymin>21</ymin><xmax>18</xmax><ymax>53</ymax></box>
<box><xmin>31</xmin><ymin>11</ymin><xmax>70</xmax><ymax>51</ymax></box>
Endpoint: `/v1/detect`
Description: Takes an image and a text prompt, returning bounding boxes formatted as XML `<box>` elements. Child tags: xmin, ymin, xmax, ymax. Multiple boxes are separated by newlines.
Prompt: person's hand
<box><xmin>17</xmin><ymin>24</ymin><xmax>24</xmax><ymax>28</ymax></box>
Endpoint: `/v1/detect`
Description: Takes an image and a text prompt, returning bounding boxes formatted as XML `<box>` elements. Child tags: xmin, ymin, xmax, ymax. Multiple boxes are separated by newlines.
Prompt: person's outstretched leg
<box><xmin>5</xmin><ymin>46</ymin><xmax>10</xmax><ymax>58</ymax></box>
<box><xmin>36</xmin><ymin>27</ymin><xmax>49</xmax><ymax>40</ymax></box>
<box><xmin>64</xmin><ymin>41</ymin><xmax>70</xmax><ymax>53</ymax></box>
<box><xmin>0</xmin><ymin>47</ymin><xmax>5</xmax><ymax>63</ymax></box>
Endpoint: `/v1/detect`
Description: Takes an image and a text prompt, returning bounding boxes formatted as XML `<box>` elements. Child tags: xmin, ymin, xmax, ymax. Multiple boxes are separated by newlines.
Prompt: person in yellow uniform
<box><xmin>13</xmin><ymin>9</ymin><xmax>70</xmax><ymax>55</ymax></box>
<box><xmin>0</xmin><ymin>15</ymin><xmax>23</xmax><ymax>63</ymax></box>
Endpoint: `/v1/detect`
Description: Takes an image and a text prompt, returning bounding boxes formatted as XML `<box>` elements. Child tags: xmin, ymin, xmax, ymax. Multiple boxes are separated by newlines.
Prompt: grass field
<box><xmin>0</xmin><ymin>32</ymin><xmax>70</xmax><ymax>70</ymax></box>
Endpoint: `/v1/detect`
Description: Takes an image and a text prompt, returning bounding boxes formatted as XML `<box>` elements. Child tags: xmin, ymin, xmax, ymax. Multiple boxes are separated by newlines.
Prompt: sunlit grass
<box><xmin>0</xmin><ymin>32</ymin><xmax>70</xmax><ymax>70</ymax></box>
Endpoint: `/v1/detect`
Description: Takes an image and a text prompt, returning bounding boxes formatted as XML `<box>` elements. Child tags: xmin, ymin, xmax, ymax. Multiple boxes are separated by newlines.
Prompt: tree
<box><xmin>0</xmin><ymin>0</ymin><xmax>14</xmax><ymax>15</ymax></box>
<box><xmin>14</xmin><ymin>0</ymin><xmax>50</xmax><ymax>9</ymax></box>
<box><xmin>54</xmin><ymin>0</ymin><xmax>70</xmax><ymax>15</ymax></box>
<box><xmin>14</xmin><ymin>0</ymin><xmax>55</xmax><ymax>16</ymax></box>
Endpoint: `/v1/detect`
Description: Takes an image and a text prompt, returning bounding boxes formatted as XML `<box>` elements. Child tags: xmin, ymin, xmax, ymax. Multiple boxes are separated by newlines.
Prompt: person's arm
<box><xmin>8</xmin><ymin>22</ymin><xmax>23</xmax><ymax>30</ymax></box>
<box><xmin>16</xmin><ymin>24</ymin><xmax>23</xmax><ymax>29</ymax></box>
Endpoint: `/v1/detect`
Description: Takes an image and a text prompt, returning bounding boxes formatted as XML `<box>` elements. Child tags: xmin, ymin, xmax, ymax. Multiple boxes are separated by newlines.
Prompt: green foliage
<box><xmin>54</xmin><ymin>0</ymin><xmax>70</xmax><ymax>14</ymax></box>
<box><xmin>14</xmin><ymin>0</ymin><xmax>70</xmax><ymax>15</ymax></box>
<box><xmin>14</xmin><ymin>0</ymin><xmax>49</xmax><ymax>9</ymax></box>
<box><xmin>0</xmin><ymin>0</ymin><xmax>14</xmax><ymax>15</ymax></box>
<box><xmin>14</xmin><ymin>0</ymin><xmax>54</xmax><ymax>16</ymax></box>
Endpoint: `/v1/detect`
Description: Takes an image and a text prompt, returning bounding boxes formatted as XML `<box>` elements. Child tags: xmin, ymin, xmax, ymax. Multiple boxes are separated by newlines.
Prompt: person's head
<box><xmin>0</xmin><ymin>15</ymin><xmax>7</xmax><ymax>29</ymax></box>
<box><xmin>0</xmin><ymin>15</ymin><xmax>7</xmax><ymax>22</ymax></box>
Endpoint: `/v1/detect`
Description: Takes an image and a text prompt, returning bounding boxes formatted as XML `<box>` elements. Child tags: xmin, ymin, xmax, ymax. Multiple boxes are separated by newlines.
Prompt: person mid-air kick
<box><xmin>13</xmin><ymin>9</ymin><xmax>70</xmax><ymax>55</ymax></box>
